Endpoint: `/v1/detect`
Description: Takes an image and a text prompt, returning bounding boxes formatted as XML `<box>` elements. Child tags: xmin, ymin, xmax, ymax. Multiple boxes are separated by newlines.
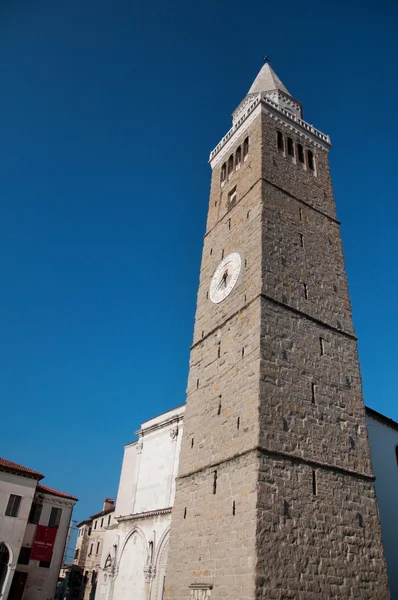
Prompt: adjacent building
<box><xmin>0</xmin><ymin>457</ymin><xmax>78</xmax><ymax>600</ymax></box>
<box><xmin>73</xmin><ymin>499</ymin><xmax>115</xmax><ymax>600</ymax></box>
<box><xmin>72</xmin><ymin>405</ymin><xmax>184</xmax><ymax>600</ymax></box>
<box><xmin>366</xmin><ymin>408</ymin><xmax>398</xmax><ymax>599</ymax></box>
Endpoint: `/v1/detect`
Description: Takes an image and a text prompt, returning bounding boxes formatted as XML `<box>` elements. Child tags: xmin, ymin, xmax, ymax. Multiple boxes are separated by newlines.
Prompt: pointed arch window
<box><xmin>277</xmin><ymin>131</ymin><xmax>284</xmax><ymax>152</ymax></box>
<box><xmin>235</xmin><ymin>146</ymin><xmax>241</xmax><ymax>170</ymax></box>
<box><xmin>307</xmin><ymin>150</ymin><xmax>315</xmax><ymax>171</ymax></box>
<box><xmin>104</xmin><ymin>554</ymin><xmax>112</xmax><ymax>569</ymax></box>
<box><xmin>228</xmin><ymin>155</ymin><xmax>234</xmax><ymax>177</ymax></box>
<box><xmin>297</xmin><ymin>143</ymin><xmax>305</xmax><ymax>164</ymax></box>
<box><xmin>287</xmin><ymin>137</ymin><xmax>295</xmax><ymax>157</ymax></box>
<box><xmin>220</xmin><ymin>163</ymin><xmax>227</xmax><ymax>185</ymax></box>
<box><xmin>243</xmin><ymin>137</ymin><xmax>249</xmax><ymax>160</ymax></box>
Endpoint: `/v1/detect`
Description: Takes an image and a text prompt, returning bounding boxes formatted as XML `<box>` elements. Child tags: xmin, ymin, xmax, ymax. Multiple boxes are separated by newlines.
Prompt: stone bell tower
<box><xmin>164</xmin><ymin>61</ymin><xmax>390</xmax><ymax>599</ymax></box>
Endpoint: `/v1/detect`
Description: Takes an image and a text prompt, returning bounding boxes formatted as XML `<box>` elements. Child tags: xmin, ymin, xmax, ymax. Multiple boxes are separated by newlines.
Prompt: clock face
<box><xmin>209</xmin><ymin>252</ymin><xmax>242</xmax><ymax>304</ymax></box>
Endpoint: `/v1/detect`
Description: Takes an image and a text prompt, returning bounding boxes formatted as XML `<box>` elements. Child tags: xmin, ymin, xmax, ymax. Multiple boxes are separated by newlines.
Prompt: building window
<box><xmin>94</xmin><ymin>521</ymin><xmax>97</xmax><ymax>530</ymax></box>
<box><xmin>5</xmin><ymin>494</ymin><xmax>22</xmax><ymax>518</ymax></box>
<box><xmin>287</xmin><ymin>137</ymin><xmax>294</xmax><ymax>157</ymax></box>
<box><xmin>277</xmin><ymin>131</ymin><xmax>284</xmax><ymax>152</ymax></box>
<box><xmin>17</xmin><ymin>547</ymin><xmax>31</xmax><ymax>565</ymax></box>
<box><xmin>74</xmin><ymin>549</ymin><xmax>79</xmax><ymax>560</ymax></box>
<box><xmin>28</xmin><ymin>502</ymin><xmax>42</xmax><ymax>525</ymax></box>
<box><xmin>39</xmin><ymin>560</ymin><xmax>51</xmax><ymax>568</ymax></box>
<box><xmin>220</xmin><ymin>162</ymin><xmax>226</xmax><ymax>184</ymax></box>
<box><xmin>227</xmin><ymin>154</ymin><xmax>234</xmax><ymax>177</ymax></box>
<box><xmin>297</xmin><ymin>143</ymin><xmax>305</xmax><ymax>164</ymax></box>
<box><xmin>235</xmin><ymin>146</ymin><xmax>241</xmax><ymax>169</ymax></box>
<box><xmin>243</xmin><ymin>137</ymin><xmax>249</xmax><ymax>160</ymax></box>
<box><xmin>100</xmin><ymin>518</ymin><xmax>104</xmax><ymax>528</ymax></box>
<box><xmin>89</xmin><ymin>544</ymin><xmax>93</xmax><ymax>556</ymax></box>
<box><xmin>48</xmin><ymin>507</ymin><xmax>62</xmax><ymax>528</ymax></box>
<box><xmin>307</xmin><ymin>150</ymin><xmax>315</xmax><ymax>171</ymax></box>
<box><xmin>96</xmin><ymin>542</ymin><xmax>100</xmax><ymax>555</ymax></box>
<box><xmin>108</xmin><ymin>515</ymin><xmax>111</xmax><ymax>525</ymax></box>
<box><xmin>228</xmin><ymin>186</ymin><xmax>237</xmax><ymax>205</ymax></box>
<box><xmin>88</xmin><ymin>526</ymin><xmax>92</xmax><ymax>536</ymax></box>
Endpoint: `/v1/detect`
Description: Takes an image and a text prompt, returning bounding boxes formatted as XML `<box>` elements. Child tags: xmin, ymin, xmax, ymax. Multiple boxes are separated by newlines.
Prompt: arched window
<box><xmin>220</xmin><ymin>163</ymin><xmax>227</xmax><ymax>184</ymax></box>
<box><xmin>243</xmin><ymin>137</ymin><xmax>249</xmax><ymax>160</ymax></box>
<box><xmin>287</xmin><ymin>137</ymin><xmax>294</xmax><ymax>157</ymax></box>
<box><xmin>235</xmin><ymin>146</ymin><xmax>241</xmax><ymax>169</ymax></box>
<box><xmin>277</xmin><ymin>131</ymin><xmax>284</xmax><ymax>152</ymax></box>
<box><xmin>297</xmin><ymin>143</ymin><xmax>304</xmax><ymax>163</ymax></box>
<box><xmin>307</xmin><ymin>150</ymin><xmax>315</xmax><ymax>171</ymax></box>
<box><xmin>104</xmin><ymin>554</ymin><xmax>112</xmax><ymax>569</ymax></box>
<box><xmin>0</xmin><ymin>544</ymin><xmax>10</xmax><ymax>596</ymax></box>
<box><xmin>228</xmin><ymin>155</ymin><xmax>234</xmax><ymax>177</ymax></box>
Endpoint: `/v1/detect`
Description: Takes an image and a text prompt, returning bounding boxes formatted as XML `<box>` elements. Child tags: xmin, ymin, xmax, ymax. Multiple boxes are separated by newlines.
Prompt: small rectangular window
<box><xmin>74</xmin><ymin>549</ymin><xmax>79</xmax><ymax>560</ymax></box>
<box><xmin>287</xmin><ymin>137</ymin><xmax>294</xmax><ymax>157</ymax></box>
<box><xmin>39</xmin><ymin>560</ymin><xmax>51</xmax><ymax>568</ymax></box>
<box><xmin>307</xmin><ymin>150</ymin><xmax>315</xmax><ymax>171</ymax></box>
<box><xmin>96</xmin><ymin>542</ymin><xmax>100</xmax><ymax>555</ymax></box>
<box><xmin>297</xmin><ymin>144</ymin><xmax>304</xmax><ymax>163</ymax></box>
<box><xmin>18</xmin><ymin>547</ymin><xmax>31</xmax><ymax>565</ymax></box>
<box><xmin>88</xmin><ymin>526</ymin><xmax>92</xmax><ymax>536</ymax></box>
<box><xmin>28</xmin><ymin>502</ymin><xmax>42</xmax><ymax>525</ymax></box>
<box><xmin>94</xmin><ymin>520</ymin><xmax>97</xmax><ymax>530</ymax></box>
<box><xmin>48</xmin><ymin>507</ymin><xmax>62</xmax><ymax>528</ymax></box>
<box><xmin>101</xmin><ymin>518</ymin><xmax>104</xmax><ymax>527</ymax></box>
<box><xmin>235</xmin><ymin>146</ymin><xmax>241</xmax><ymax>169</ymax></box>
<box><xmin>277</xmin><ymin>131</ymin><xmax>284</xmax><ymax>152</ymax></box>
<box><xmin>243</xmin><ymin>137</ymin><xmax>249</xmax><ymax>160</ymax></box>
<box><xmin>228</xmin><ymin>186</ymin><xmax>237</xmax><ymax>205</ymax></box>
<box><xmin>227</xmin><ymin>154</ymin><xmax>234</xmax><ymax>176</ymax></box>
<box><xmin>108</xmin><ymin>515</ymin><xmax>111</xmax><ymax>525</ymax></box>
<box><xmin>5</xmin><ymin>494</ymin><xmax>22</xmax><ymax>518</ymax></box>
<box><xmin>89</xmin><ymin>543</ymin><xmax>93</xmax><ymax>556</ymax></box>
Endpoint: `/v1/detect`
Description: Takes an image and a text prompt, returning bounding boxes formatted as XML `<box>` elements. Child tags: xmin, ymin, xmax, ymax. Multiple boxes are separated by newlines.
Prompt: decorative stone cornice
<box><xmin>116</xmin><ymin>507</ymin><xmax>172</xmax><ymax>523</ymax></box>
<box><xmin>209</xmin><ymin>91</ymin><xmax>331</xmax><ymax>168</ymax></box>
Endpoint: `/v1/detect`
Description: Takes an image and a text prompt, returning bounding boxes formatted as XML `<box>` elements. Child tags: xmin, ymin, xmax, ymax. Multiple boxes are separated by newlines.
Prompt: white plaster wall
<box><xmin>95</xmin><ymin>405</ymin><xmax>184</xmax><ymax>600</ymax></box>
<box><xmin>115</xmin><ymin>443</ymin><xmax>138</xmax><ymax>517</ymax></box>
<box><xmin>21</xmin><ymin>493</ymin><xmax>74</xmax><ymax>600</ymax></box>
<box><xmin>366</xmin><ymin>414</ymin><xmax>398</xmax><ymax>599</ymax></box>
<box><xmin>0</xmin><ymin>471</ymin><xmax>37</xmax><ymax>600</ymax></box>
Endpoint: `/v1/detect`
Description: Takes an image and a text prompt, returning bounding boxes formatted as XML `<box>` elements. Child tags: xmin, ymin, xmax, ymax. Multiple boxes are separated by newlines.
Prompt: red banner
<box><xmin>31</xmin><ymin>525</ymin><xmax>57</xmax><ymax>562</ymax></box>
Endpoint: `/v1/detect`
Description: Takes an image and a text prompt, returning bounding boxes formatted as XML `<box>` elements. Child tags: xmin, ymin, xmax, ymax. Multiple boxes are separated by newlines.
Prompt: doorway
<box><xmin>8</xmin><ymin>571</ymin><xmax>28</xmax><ymax>600</ymax></box>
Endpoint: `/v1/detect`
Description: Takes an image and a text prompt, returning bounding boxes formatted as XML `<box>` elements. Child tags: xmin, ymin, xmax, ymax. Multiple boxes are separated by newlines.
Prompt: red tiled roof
<box><xmin>36</xmin><ymin>484</ymin><xmax>78</xmax><ymax>502</ymax></box>
<box><xmin>0</xmin><ymin>457</ymin><xmax>44</xmax><ymax>480</ymax></box>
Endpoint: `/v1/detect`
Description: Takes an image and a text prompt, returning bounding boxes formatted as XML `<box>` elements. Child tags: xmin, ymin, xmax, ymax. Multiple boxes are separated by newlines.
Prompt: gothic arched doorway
<box><xmin>0</xmin><ymin>543</ymin><xmax>10</xmax><ymax>595</ymax></box>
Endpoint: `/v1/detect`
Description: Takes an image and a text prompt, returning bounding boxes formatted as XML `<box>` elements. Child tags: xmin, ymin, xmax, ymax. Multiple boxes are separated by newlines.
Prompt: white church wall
<box><xmin>95</xmin><ymin>405</ymin><xmax>184</xmax><ymax>600</ymax></box>
<box><xmin>366</xmin><ymin>411</ymin><xmax>398</xmax><ymax>600</ymax></box>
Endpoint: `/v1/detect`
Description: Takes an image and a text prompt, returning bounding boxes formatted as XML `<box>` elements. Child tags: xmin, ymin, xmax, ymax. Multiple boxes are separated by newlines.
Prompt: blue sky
<box><xmin>1</xmin><ymin>0</ymin><xmax>397</xmax><ymax>545</ymax></box>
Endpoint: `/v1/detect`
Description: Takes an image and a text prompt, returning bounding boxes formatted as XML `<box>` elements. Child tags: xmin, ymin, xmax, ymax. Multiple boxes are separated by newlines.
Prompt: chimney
<box><xmin>103</xmin><ymin>498</ymin><xmax>115</xmax><ymax>512</ymax></box>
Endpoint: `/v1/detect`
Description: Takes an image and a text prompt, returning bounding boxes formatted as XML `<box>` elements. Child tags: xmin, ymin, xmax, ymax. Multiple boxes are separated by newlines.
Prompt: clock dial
<box><xmin>209</xmin><ymin>252</ymin><xmax>242</xmax><ymax>304</ymax></box>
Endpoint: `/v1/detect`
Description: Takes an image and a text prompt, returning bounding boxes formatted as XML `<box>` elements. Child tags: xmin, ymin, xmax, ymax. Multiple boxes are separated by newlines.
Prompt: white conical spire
<box><xmin>248</xmin><ymin>61</ymin><xmax>290</xmax><ymax>96</ymax></box>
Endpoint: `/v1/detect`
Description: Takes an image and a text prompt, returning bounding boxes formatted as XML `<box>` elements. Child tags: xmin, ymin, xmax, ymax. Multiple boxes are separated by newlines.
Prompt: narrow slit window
<box><xmin>196</xmin><ymin>379</ymin><xmax>200</xmax><ymax>388</ymax></box>
<box><xmin>232</xmin><ymin>501</ymin><xmax>236</xmax><ymax>516</ymax></box>
<box><xmin>297</xmin><ymin>143</ymin><xmax>304</xmax><ymax>163</ymax></box>
<box><xmin>218</xmin><ymin>400</ymin><xmax>222</xmax><ymax>415</ymax></box>
<box><xmin>277</xmin><ymin>131</ymin><xmax>284</xmax><ymax>152</ymax></box>
<box><xmin>307</xmin><ymin>150</ymin><xmax>315</xmax><ymax>171</ymax></box>
<box><xmin>243</xmin><ymin>137</ymin><xmax>249</xmax><ymax>160</ymax></box>
<box><xmin>220</xmin><ymin>163</ymin><xmax>227</xmax><ymax>184</ymax></box>
<box><xmin>228</xmin><ymin>218</ymin><xmax>231</xmax><ymax>230</ymax></box>
<box><xmin>213</xmin><ymin>470</ymin><xmax>218</xmax><ymax>494</ymax></box>
<box><xmin>217</xmin><ymin>343</ymin><xmax>221</xmax><ymax>358</ymax></box>
<box><xmin>300</xmin><ymin>234</ymin><xmax>304</xmax><ymax>248</ymax></box>
<box><xmin>228</xmin><ymin>154</ymin><xmax>234</xmax><ymax>176</ymax></box>
<box><xmin>287</xmin><ymin>137</ymin><xmax>294</xmax><ymax>157</ymax></box>
<box><xmin>235</xmin><ymin>146</ymin><xmax>242</xmax><ymax>169</ymax></box>
<box><xmin>191</xmin><ymin>438</ymin><xmax>194</xmax><ymax>448</ymax></box>
<box><xmin>303</xmin><ymin>283</ymin><xmax>308</xmax><ymax>299</ymax></box>
<box><xmin>311</xmin><ymin>382</ymin><xmax>316</xmax><ymax>404</ymax></box>
<box><xmin>312</xmin><ymin>470</ymin><xmax>317</xmax><ymax>496</ymax></box>
<box><xmin>237</xmin><ymin>417</ymin><xmax>240</xmax><ymax>430</ymax></box>
<box><xmin>320</xmin><ymin>337</ymin><xmax>325</xmax><ymax>356</ymax></box>
<box><xmin>184</xmin><ymin>507</ymin><xmax>187</xmax><ymax>519</ymax></box>
<box><xmin>242</xmin><ymin>347</ymin><xmax>245</xmax><ymax>358</ymax></box>
<box><xmin>299</xmin><ymin>207</ymin><xmax>303</xmax><ymax>221</ymax></box>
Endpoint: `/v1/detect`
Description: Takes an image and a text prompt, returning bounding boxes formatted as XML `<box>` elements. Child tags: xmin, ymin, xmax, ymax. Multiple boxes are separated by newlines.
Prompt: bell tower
<box><xmin>165</xmin><ymin>61</ymin><xmax>390</xmax><ymax>599</ymax></box>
